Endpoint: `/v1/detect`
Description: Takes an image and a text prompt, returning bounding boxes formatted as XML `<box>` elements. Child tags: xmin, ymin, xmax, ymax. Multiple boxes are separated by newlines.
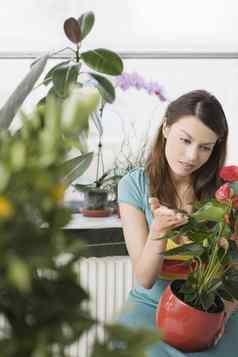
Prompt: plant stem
<box><xmin>76</xmin><ymin>44</ymin><xmax>80</xmax><ymax>63</ymax></box>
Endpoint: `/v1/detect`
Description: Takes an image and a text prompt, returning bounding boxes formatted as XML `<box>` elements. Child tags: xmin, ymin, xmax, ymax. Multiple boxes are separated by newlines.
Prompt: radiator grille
<box><xmin>70</xmin><ymin>256</ymin><xmax>135</xmax><ymax>357</ymax></box>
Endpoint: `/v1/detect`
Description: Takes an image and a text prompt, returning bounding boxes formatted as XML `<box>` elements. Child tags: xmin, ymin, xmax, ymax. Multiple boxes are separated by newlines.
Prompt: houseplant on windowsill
<box><xmin>155</xmin><ymin>165</ymin><xmax>238</xmax><ymax>352</ymax></box>
<box><xmin>74</xmin><ymin>115</ymin><xmax>152</xmax><ymax>217</ymax></box>
<box><xmin>73</xmin><ymin>70</ymin><xmax>168</xmax><ymax>216</ymax></box>
<box><xmin>73</xmin><ymin>70</ymin><xmax>168</xmax><ymax>217</ymax></box>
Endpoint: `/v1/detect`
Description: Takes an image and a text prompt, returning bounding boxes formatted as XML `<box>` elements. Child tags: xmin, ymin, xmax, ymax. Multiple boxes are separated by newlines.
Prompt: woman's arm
<box><xmin>119</xmin><ymin>199</ymin><xmax>188</xmax><ymax>289</ymax></box>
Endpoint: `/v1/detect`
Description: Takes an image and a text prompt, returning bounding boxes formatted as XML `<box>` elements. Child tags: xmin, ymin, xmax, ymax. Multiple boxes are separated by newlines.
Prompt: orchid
<box><xmin>115</xmin><ymin>71</ymin><xmax>167</xmax><ymax>102</ymax></box>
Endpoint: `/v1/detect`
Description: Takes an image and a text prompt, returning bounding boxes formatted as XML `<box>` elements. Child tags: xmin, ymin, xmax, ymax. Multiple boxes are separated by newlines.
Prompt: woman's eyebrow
<box><xmin>179</xmin><ymin>129</ymin><xmax>216</xmax><ymax>145</ymax></box>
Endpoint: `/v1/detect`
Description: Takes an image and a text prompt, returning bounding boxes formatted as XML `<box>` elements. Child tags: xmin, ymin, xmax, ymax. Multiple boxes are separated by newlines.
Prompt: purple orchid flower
<box><xmin>115</xmin><ymin>72</ymin><xmax>167</xmax><ymax>102</ymax></box>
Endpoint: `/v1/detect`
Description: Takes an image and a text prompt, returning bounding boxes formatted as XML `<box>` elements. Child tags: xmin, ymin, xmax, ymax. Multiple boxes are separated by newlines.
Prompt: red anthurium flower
<box><xmin>215</xmin><ymin>183</ymin><xmax>231</xmax><ymax>202</ymax></box>
<box><xmin>219</xmin><ymin>165</ymin><xmax>238</xmax><ymax>182</ymax></box>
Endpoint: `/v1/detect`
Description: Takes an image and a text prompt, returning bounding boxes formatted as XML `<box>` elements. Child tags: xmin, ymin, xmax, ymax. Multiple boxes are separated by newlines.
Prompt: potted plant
<box><xmin>34</xmin><ymin>12</ymin><xmax>123</xmax><ymax>190</ymax></box>
<box><xmin>74</xmin><ymin>168</ymin><xmax>123</xmax><ymax>216</ymax></box>
<box><xmin>0</xmin><ymin>74</ymin><xmax>162</xmax><ymax>357</ymax></box>
<box><xmin>155</xmin><ymin>165</ymin><xmax>238</xmax><ymax>352</ymax></box>
<box><xmin>73</xmin><ymin>102</ymin><xmax>114</xmax><ymax>217</ymax></box>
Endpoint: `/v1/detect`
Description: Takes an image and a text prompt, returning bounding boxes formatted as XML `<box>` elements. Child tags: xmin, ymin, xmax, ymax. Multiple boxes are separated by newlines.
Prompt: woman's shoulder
<box><xmin>119</xmin><ymin>167</ymin><xmax>147</xmax><ymax>189</ymax></box>
<box><xmin>117</xmin><ymin>167</ymin><xmax>148</xmax><ymax>211</ymax></box>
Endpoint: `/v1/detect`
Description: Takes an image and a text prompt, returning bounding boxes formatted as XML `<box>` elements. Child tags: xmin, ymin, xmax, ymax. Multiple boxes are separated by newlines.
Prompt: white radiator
<box><xmin>67</xmin><ymin>256</ymin><xmax>135</xmax><ymax>357</ymax></box>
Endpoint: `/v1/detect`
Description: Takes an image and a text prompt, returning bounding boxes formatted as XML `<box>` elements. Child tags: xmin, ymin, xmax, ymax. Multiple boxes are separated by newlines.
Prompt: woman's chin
<box><xmin>170</xmin><ymin>166</ymin><xmax>193</xmax><ymax>179</ymax></box>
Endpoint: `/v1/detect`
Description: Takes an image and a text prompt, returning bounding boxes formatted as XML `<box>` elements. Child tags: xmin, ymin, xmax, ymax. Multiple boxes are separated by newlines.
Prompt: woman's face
<box><xmin>163</xmin><ymin>115</ymin><xmax>218</xmax><ymax>181</ymax></box>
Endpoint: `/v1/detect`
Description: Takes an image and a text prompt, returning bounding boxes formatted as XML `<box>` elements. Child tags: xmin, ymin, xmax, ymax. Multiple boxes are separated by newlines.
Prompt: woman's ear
<box><xmin>162</xmin><ymin>121</ymin><xmax>169</xmax><ymax>139</ymax></box>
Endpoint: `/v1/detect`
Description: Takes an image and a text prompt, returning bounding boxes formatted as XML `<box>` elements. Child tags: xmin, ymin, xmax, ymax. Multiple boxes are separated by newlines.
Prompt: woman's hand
<box><xmin>148</xmin><ymin>197</ymin><xmax>189</xmax><ymax>239</ymax></box>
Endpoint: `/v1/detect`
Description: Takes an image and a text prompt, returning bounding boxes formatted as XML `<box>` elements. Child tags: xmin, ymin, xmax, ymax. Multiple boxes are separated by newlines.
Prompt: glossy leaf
<box><xmin>52</xmin><ymin>63</ymin><xmax>79</xmax><ymax>98</ymax></box>
<box><xmin>43</xmin><ymin>60</ymin><xmax>70</xmax><ymax>86</ymax></box>
<box><xmin>161</xmin><ymin>242</ymin><xmax>204</xmax><ymax>257</ymax></box>
<box><xmin>88</xmin><ymin>72</ymin><xmax>115</xmax><ymax>103</ymax></box>
<box><xmin>78</xmin><ymin>11</ymin><xmax>95</xmax><ymax>41</ymax></box>
<box><xmin>64</xmin><ymin>17</ymin><xmax>81</xmax><ymax>44</ymax></box>
<box><xmin>192</xmin><ymin>201</ymin><xmax>227</xmax><ymax>222</ymax></box>
<box><xmin>62</xmin><ymin>152</ymin><xmax>93</xmax><ymax>186</ymax></box>
<box><xmin>81</xmin><ymin>48</ymin><xmax>123</xmax><ymax>75</ymax></box>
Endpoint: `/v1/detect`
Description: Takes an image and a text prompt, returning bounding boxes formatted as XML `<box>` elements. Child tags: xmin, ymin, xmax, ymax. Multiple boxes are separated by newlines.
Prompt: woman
<box><xmin>116</xmin><ymin>90</ymin><xmax>238</xmax><ymax>356</ymax></box>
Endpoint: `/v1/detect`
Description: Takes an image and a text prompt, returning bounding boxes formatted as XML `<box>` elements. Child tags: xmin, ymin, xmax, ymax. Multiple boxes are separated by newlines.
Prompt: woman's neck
<box><xmin>170</xmin><ymin>170</ymin><xmax>192</xmax><ymax>188</ymax></box>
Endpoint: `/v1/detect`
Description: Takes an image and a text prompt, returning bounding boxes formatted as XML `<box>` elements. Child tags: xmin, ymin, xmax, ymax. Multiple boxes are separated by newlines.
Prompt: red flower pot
<box><xmin>156</xmin><ymin>280</ymin><xmax>225</xmax><ymax>352</ymax></box>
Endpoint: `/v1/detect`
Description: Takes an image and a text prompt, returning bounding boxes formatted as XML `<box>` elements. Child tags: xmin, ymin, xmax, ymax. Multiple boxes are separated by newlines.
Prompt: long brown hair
<box><xmin>145</xmin><ymin>90</ymin><xmax>228</xmax><ymax>209</ymax></box>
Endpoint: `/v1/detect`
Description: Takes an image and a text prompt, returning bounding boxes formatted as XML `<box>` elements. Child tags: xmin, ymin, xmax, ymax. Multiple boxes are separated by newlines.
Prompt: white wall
<box><xmin>0</xmin><ymin>1</ymin><xmax>237</xmax><ymax>185</ymax></box>
<box><xmin>0</xmin><ymin>1</ymin><xmax>238</xmax><ymax>51</ymax></box>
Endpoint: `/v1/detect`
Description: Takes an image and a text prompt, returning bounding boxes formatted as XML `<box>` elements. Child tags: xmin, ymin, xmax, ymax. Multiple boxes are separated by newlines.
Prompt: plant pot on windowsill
<box><xmin>156</xmin><ymin>279</ymin><xmax>225</xmax><ymax>352</ymax></box>
<box><xmin>81</xmin><ymin>188</ymin><xmax>112</xmax><ymax>217</ymax></box>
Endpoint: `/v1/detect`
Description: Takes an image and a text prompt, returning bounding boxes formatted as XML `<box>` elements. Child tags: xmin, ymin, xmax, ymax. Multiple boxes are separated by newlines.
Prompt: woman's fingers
<box><xmin>149</xmin><ymin>197</ymin><xmax>160</xmax><ymax>212</ymax></box>
<box><xmin>149</xmin><ymin>197</ymin><xmax>189</xmax><ymax>234</ymax></box>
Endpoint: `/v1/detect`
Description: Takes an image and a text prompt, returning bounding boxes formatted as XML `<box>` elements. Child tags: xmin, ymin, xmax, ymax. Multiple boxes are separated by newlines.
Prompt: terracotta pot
<box><xmin>156</xmin><ymin>280</ymin><xmax>225</xmax><ymax>352</ymax></box>
<box><xmin>81</xmin><ymin>208</ymin><xmax>112</xmax><ymax>217</ymax></box>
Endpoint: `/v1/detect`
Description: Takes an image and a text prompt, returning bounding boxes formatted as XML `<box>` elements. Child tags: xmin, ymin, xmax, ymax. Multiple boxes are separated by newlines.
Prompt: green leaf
<box><xmin>230</xmin><ymin>182</ymin><xmax>238</xmax><ymax>196</ymax></box>
<box><xmin>88</xmin><ymin>72</ymin><xmax>115</xmax><ymax>103</ymax></box>
<box><xmin>188</xmin><ymin>231</ymin><xmax>211</xmax><ymax>243</ymax></box>
<box><xmin>192</xmin><ymin>201</ymin><xmax>227</xmax><ymax>222</ymax></box>
<box><xmin>43</xmin><ymin>60</ymin><xmax>70</xmax><ymax>86</ymax></box>
<box><xmin>52</xmin><ymin>63</ymin><xmax>79</xmax><ymax>98</ymax></box>
<box><xmin>62</xmin><ymin>152</ymin><xmax>93</xmax><ymax>186</ymax></box>
<box><xmin>229</xmin><ymin>240</ymin><xmax>238</xmax><ymax>262</ymax></box>
<box><xmin>61</xmin><ymin>85</ymin><xmax>100</xmax><ymax>135</ymax></box>
<box><xmin>10</xmin><ymin>141</ymin><xmax>26</xmax><ymax>171</ymax></box>
<box><xmin>81</xmin><ymin>49</ymin><xmax>123</xmax><ymax>75</ymax></box>
<box><xmin>0</xmin><ymin>163</ymin><xmax>10</xmax><ymax>190</ymax></box>
<box><xmin>200</xmin><ymin>292</ymin><xmax>216</xmax><ymax>311</ymax></box>
<box><xmin>161</xmin><ymin>242</ymin><xmax>204</xmax><ymax>257</ymax></box>
<box><xmin>222</xmin><ymin>267</ymin><xmax>238</xmax><ymax>299</ymax></box>
<box><xmin>217</xmin><ymin>285</ymin><xmax>235</xmax><ymax>301</ymax></box>
<box><xmin>78</xmin><ymin>11</ymin><xmax>95</xmax><ymax>41</ymax></box>
<box><xmin>74</xmin><ymin>183</ymin><xmax>96</xmax><ymax>192</ymax></box>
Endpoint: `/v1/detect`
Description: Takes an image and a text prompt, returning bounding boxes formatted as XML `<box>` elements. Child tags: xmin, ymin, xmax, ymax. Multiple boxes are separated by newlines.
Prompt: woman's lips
<box><xmin>179</xmin><ymin>161</ymin><xmax>195</xmax><ymax>170</ymax></box>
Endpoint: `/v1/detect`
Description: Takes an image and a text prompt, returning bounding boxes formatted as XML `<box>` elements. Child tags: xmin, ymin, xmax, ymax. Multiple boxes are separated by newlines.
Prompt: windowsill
<box><xmin>64</xmin><ymin>213</ymin><xmax>122</xmax><ymax>230</ymax></box>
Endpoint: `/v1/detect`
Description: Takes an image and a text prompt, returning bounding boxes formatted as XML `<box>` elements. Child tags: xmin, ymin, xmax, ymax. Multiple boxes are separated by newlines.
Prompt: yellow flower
<box><xmin>50</xmin><ymin>183</ymin><xmax>65</xmax><ymax>202</ymax></box>
<box><xmin>0</xmin><ymin>196</ymin><xmax>14</xmax><ymax>218</ymax></box>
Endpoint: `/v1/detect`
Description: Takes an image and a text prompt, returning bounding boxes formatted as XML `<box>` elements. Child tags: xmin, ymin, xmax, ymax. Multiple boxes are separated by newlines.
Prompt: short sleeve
<box><xmin>117</xmin><ymin>168</ymin><xmax>146</xmax><ymax>212</ymax></box>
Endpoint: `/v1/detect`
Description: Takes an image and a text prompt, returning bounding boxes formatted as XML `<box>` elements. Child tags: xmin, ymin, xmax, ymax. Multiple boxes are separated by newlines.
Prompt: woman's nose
<box><xmin>186</xmin><ymin>145</ymin><xmax>199</xmax><ymax>162</ymax></box>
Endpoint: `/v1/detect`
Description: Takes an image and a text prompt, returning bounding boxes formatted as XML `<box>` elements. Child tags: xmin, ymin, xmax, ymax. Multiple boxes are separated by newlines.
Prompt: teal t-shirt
<box><xmin>118</xmin><ymin>167</ymin><xmax>153</xmax><ymax>225</ymax></box>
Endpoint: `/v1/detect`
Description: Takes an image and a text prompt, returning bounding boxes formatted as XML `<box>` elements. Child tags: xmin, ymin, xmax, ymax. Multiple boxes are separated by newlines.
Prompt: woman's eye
<box><xmin>180</xmin><ymin>138</ymin><xmax>191</xmax><ymax>144</ymax></box>
<box><xmin>200</xmin><ymin>146</ymin><xmax>212</xmax><ymax>152</ymax></box>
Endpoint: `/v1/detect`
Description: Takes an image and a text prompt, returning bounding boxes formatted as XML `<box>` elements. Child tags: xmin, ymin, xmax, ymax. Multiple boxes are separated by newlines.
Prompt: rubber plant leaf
<box><xmin>64</xmin><ymin>17</ymin><xmax>81</xmax><ymax>44</ymax></box>
<box><xmin>78</xmin><ymin>11</ymin><xmax>95</xmax><ymax>41</ymax></box>
<box><xmin>88</xmin><ymin>72</ymin><xmax>115</xmax><ymax>103</ymax></box>
<box><xmin>81</xmin><ymin>48</ymin><xmax>123</xmax><ymax>76</ymax></box>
